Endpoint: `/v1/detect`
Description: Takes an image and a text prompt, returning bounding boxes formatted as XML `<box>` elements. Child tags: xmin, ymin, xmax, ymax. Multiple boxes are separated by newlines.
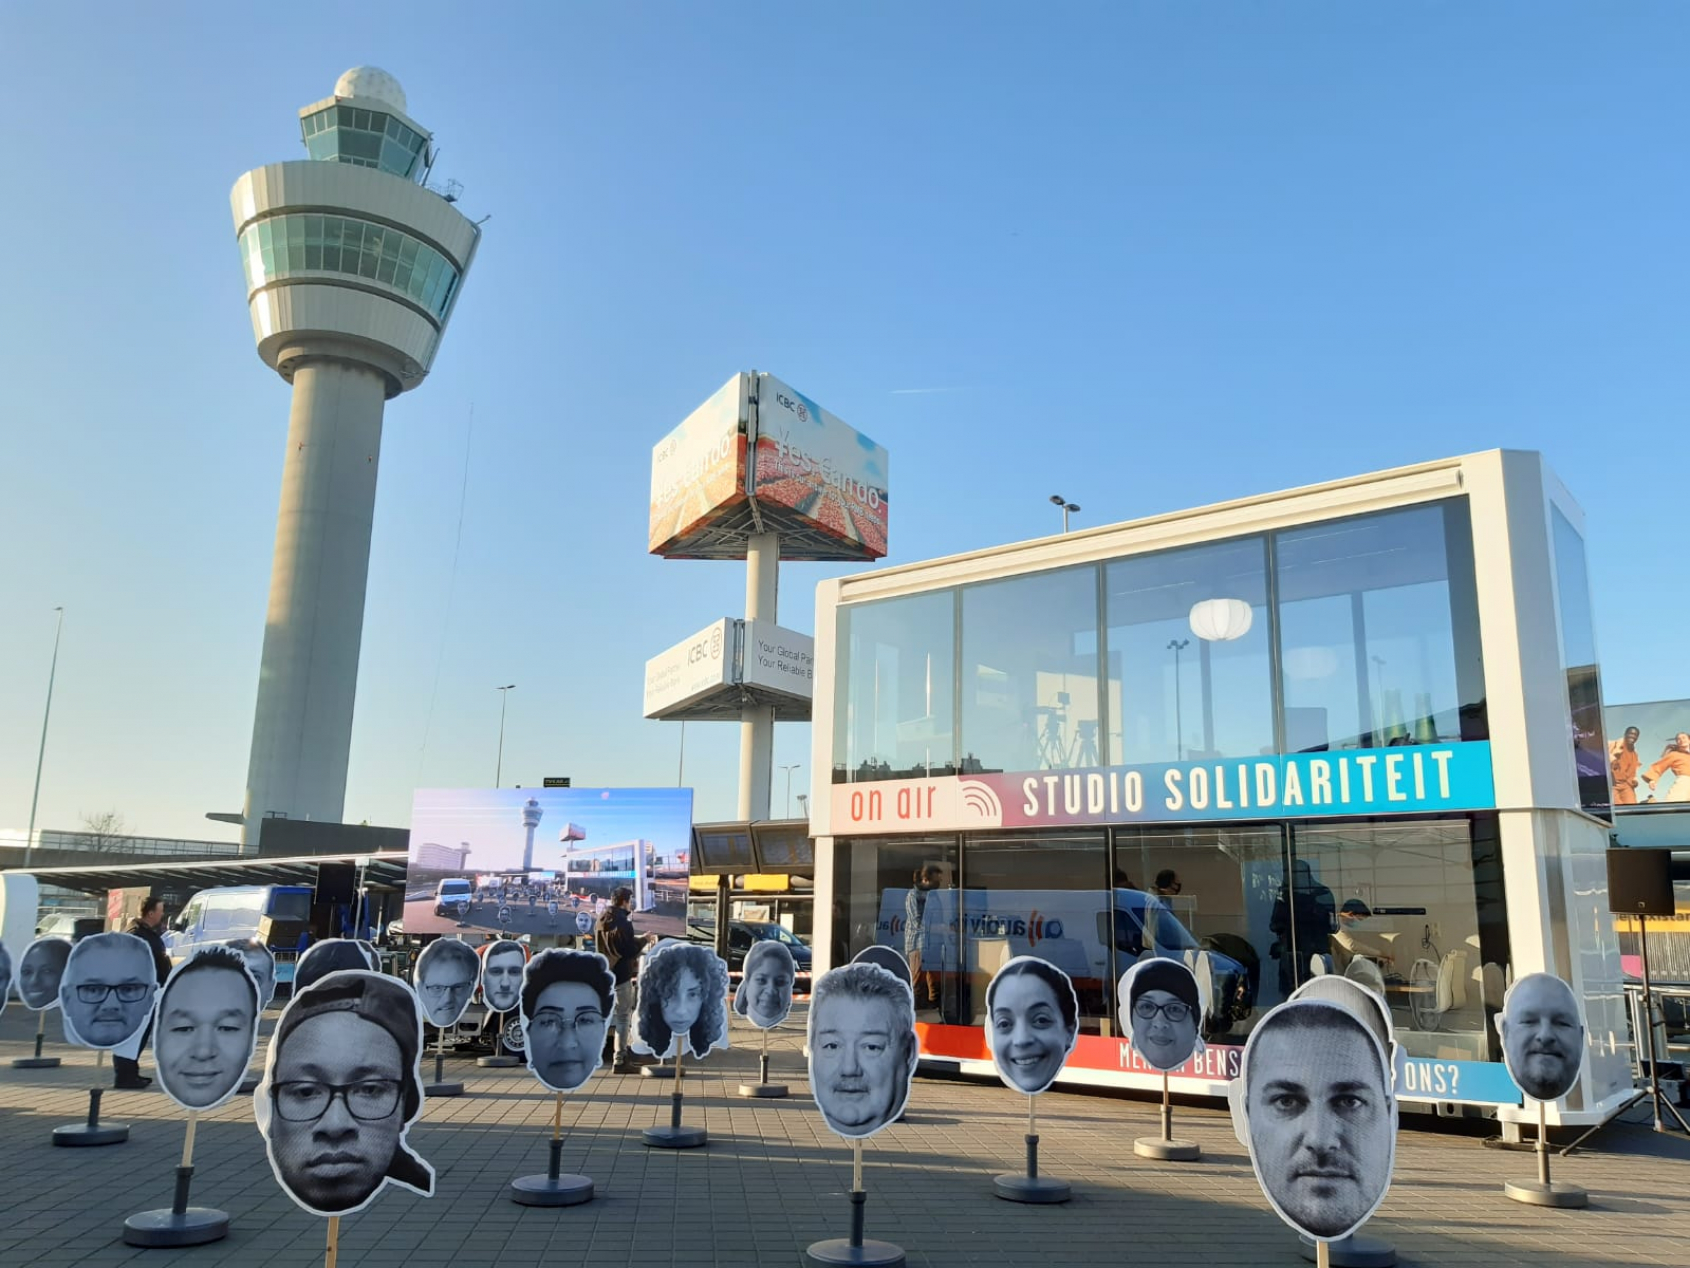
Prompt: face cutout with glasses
<box><xmin>59</xmin><ymin>933</ymin><xmax>159</xmax><ymax>1049</ymax></box>
<box><xmin>412</xmin><ymin>939</ymin><xmax>479</xmax><ymax>1027</ymax></box>
<box><xmin>1120</xmin><ymin>958</ymin><xmax>1204</xmax><ymax>1073</ymax></box>
<box><xmin>519</xmin><ymin>949</ymin><xmax>615</xmax><ymax>1093</ymax></box>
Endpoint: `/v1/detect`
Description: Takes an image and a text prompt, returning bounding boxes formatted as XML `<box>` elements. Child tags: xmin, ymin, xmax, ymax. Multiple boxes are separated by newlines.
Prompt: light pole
<box><xmin>1167</xmin><ymin>638</ymin><xmax>1189</xmax><ymax>761</ymax></box>
<box><xmin>678</xmin><ymin>720</ymin><xmax>687</xmax><ymax>788</ymax></box>
<box><xmin>1049</xmin><ymin>494</ymin><xmax>1080</xmax><ymax>533</ymax></box>
<box><xmin>23</xmin><ymin>607</ymin><xmax>64</xmax><ymax>870</ymax></box>
<box><xmin>495</xmin><ymin>684</ymin><xmax>516</xmax><ymax>786</ymax></box>
<box><xmin>796</xmin><ymin>792</ymin><xmax>809</xmax><ymax>819</ymax></box>
<box><xmin>779</xmin><ymin>764</ymin><xmax>801</xmax><ymax>818</ymax></box>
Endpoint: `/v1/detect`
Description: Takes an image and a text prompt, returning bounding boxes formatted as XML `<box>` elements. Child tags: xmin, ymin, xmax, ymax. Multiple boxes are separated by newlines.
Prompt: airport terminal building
<box><xmin>807</xmin><ymin>449</ymin><xmax>1631</xmax><ymax>1124</ymax></box>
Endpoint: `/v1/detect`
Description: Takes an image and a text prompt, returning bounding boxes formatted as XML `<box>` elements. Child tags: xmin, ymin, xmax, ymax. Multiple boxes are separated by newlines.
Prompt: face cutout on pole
<box><xmin>851</xmin><ymin>945</ymin><xmax>913</xmax><ymax>990</ymax></box>
<box><xmin>59</xmin><ymin>932</ymin><xmax>159</xmax><ymax>1050</ymax></box>
<box><xmin>733</xmin><ymin>940</ymin><xmax>797</xmax><ymax>1030</ymax></box>
<box><xmin>480</xmin><ymin>940</ymin><xmax>527</xmax><ymax>1015</ymax></box>
<box><xmin>808</xmin><ymin>961</ymin><xmax>919</xmax><ymax>1139</ymax></box>
<box><xmin>412</xmin><ymin>938</ymin><xmax>480</xmax><ymax>1028</ymax></box>
<box><xmin>1235</xmin><ymin>999</ymin><xmax>1397</xmax><ymax>1243</ymax></box>
<box><xmin>295</xmin><ymin>938</ymin><xmax>380</xmax><ymax>992</ymax></box>
<box><xmin>1497</xmin><ymin>972</ymin><xmax>1586</xmax><ymax>1103</ymax></box>
<box><xmin>224</xmin><ymin>938</ymin><xmax>277</xmax><ymax>1008</ymax></box>
<box><xmin>1121</xmin><ymin>958</ymin><xmax>1205</xmax><ymax>1074</ymax></box>
<box><xmin>255</xmin><ymin>969</ymin><xmax>434</xmax><ymax>1216</ymax></box>
<box><xmin>156</xmin><ymin>945</ymin><xmax>262</xmax><ymax>1111</ymax></box>
<box><xmin>18</xmin><ymin>936</ymin><xmax>71</xmax><ymax>1011</ymax></box>
<box><xmin>985</xmin><ymin>956</ymin><xmax>1079</xmax><ymax>1095</ymax></box>
<box><xmin>519</xmin><ymin>948</ymin><xmax>614</xmax><ymax>1093</ymax></box>
<box><xmin>632</xmin><ymin>940</ymin><xmax>730</xmax><ymax>1060</ymax></box>
<box><xmin>0</xmin><ymin>942</ymin><xmax>11</xmax><ymax>1020</ymax></box>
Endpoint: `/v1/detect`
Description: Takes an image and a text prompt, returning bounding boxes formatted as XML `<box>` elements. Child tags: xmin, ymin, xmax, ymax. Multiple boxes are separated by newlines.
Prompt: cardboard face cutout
<box><xmin>519</xmin><ymin>948</ymin><xmax>614</xmax><ymax>1092</ymax></box>
<box><xmin>156</xmin><ymin>946</ymin><xmax>262</xmax><ymax>1111</ymax></box>
<box><xmin>1498</xmin><ymin>972</ymin><xmax>1586</xmax><ymax>1103</ymax></box>
<box><xmin>1237</xmin><ymin>999</ymin><xmax>1397</xmax><ymax>1243</ymax></box>
<box><xmin>733</xmin><ymin>940</ymin><xmax>797</xmax><ymax>1029</ymax></box>
<box><xmin>1121</xmin><ymin>958</ymin><xmax>1205</xmax><ymax>1074</ymax></box>
<box><xmin>255</xmin><ymin>969</ymin><xmax>435</xmax><ymax>1216</ymax></box>
<box><xmin>0</xmin><ymin>942</ymin><xmax>10</xmax><ymax>1020</ymax></box>
<box><xmin>985</xmin><ymin>956</ymin><xmax>1079</xmax><ymax>1095</ymax></box>
<box><xmin>295</xmin><ymin>939</ymin><xmax>380</xmax><ymax>992</ymax></box>
<box><xmin>851</xmin><ymin>945</ymin><xmax>913</xmax><ymax>991</ymax></box>
<box><xmin>224</xmin><ymin>939</ymin><xmax>277</xmax><ymax>1008</ymax></box>
<box><xmin>631</xmin><ymin>940</ymin><xmax>730</xmax><ymax>1060</ymax></box>
<box><xmin>808</xmin><ymin>961</ymin><xmax>919</xmax><ymax>1140</ymax></box>
<box><xmin>59</xmin><ymin>932</ymin><xmax>159</xmax><ymax>1050</ymax></box>
<box><xmin>17</xmin><ymin>936</ymin><xmax>71</xmax><ymax>1011</ymax></box>
<box><xmin>480</xmin><ymin>940</ymin><xmax>527</xmax><ymax>1014</ymax></box>
<box><xmin>412</xmin><ymin>938</ymin><xmax>480</xmax><ymax>1028</ymax></box>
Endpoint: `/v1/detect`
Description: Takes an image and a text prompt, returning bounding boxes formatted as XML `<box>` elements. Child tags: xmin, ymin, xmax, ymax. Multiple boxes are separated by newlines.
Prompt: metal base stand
<box><xmin>993</xmin><ymin>1130</ymin><xmax>1070</xmax><ymax>1203</ymax></box>
<box><xmin>426</xmin><ymin>1048</ymin><xmax>463</xmax><ymax>1097</ymax></box>
<box><xmin>1299</xmin><ymin>1234</ymin><xmax>1397</xmax><ymax>1266</ymax></box>
<box><xmin>641</xmin><ymin>1061</ymin><xmax>676</xmax><ymax>1078</ymax></box>
<box><xmin>510</xmin><ymin>1139</ymin><xmax>593</xmax><ymax>1207</ymax></box>
<box><xmin>478</xmin><ymin>1014</ymin><xmax>520</xmax><ymax>1068</ymax></box>
<box><xmin>123</xmin><ymin>1166</ymin><xmax>229</xmax><ymax>1246</ymax></box>
<box><xmin>1505</xmin><ymin>1101</ymin><xmax>1586</xmax><ymax>1208</ymax></box>
<box><xmin>643</xmin><ymin>1054</ymin><xmax>707</xmax><ymax>1148</ymax></box>
<box><xmin>805</xmin><ymin>1192</ymin><xmax>906</xmax><ymax>1267</ymax></box>
<box><xmin>1135</xmin><ymin>1075</ymin><xmax>1201</xmax><ymax>1161</ymax></box>
<box><xmin>14</xmin><ymin>1015</ymin><xmax>60</xmax><ymax>1068</ymax></box>
<box><xmin>53</xmin><ymin>1088</ymin><xmax>129</xmax><ymax>1147</ymax></box>
<box><xmin>739</xmin><ymin>1044</ymin><xmax>788</xmax><ymax>1098</ymax></box>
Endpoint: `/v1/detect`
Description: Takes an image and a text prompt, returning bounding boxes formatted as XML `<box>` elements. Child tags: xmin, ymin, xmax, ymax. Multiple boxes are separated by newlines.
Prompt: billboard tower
<box><xmin>645</xmin><ymin>373</ymin><xmax>889</xmax><ymax>820</ymax></box>
<box><xmin>225</xmin><ymin>68</ymin><xmax>481</xmax><ymax>847</ymax></box>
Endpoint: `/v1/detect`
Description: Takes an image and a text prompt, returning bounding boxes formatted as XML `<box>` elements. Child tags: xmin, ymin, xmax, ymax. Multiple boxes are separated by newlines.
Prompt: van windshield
<box><xmin>441</xmin><ymin>880</ymin><xmax>472</xmax><ymax>894</ymax></box>
<box><xmin>267</xmin><ymin>891</ymin><xmax>311</xmax><ymax>922</ymax></box>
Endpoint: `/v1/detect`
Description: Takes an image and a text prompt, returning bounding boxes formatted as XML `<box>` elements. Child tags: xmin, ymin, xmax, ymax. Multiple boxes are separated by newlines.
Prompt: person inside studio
<box><xmin>1329</xmin><ymin>901</ymin><xmax>1396</xmax><ymax>976</ymax></box>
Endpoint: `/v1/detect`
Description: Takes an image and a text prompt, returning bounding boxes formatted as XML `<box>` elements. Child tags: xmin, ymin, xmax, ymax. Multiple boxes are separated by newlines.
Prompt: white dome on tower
<box><xmin>334</xmin><ymin>66</ymin><xmax>407</xmax><ymax>113</ymax></box>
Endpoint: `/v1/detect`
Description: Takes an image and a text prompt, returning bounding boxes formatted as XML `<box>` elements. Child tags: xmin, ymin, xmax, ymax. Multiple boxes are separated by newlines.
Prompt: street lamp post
<box><xmin>1049</xmin><ymin>494</ymin><xmax>1081</xmax><ymax>533</ymax></box>
<box><xmin>495</xmin><ymin>684</ymin><xmax>516</xmax><ymax>786</ymax></box>
<box><xmin>1167</xmin><ymin>638</ymin><xmax>1189</xmax><ymax>762</ymax></box>
<box><xmin>779</xmin><ymin>764</ymin><xmax>801</xmax><ymax>818</ymax></box>
<box><xmin>22</xmin><ymin>607</ymin><xmax>65</xmax><ymax>870</ymax></box>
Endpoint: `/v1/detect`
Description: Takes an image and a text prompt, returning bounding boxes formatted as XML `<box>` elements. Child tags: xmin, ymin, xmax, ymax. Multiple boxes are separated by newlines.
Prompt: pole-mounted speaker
<box><xmin>1607</xmin><ymin>848</ymin><xmax>1674</xmax><ymax>917</ymax></box>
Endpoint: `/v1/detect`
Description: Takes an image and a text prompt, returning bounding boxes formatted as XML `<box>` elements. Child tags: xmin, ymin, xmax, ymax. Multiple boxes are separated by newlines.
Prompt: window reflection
<box><xmin>835</xmin><ymin>593</ymin><xmax>956</xmax><ymax>783</ymax></box>
<box><xmin>1551</xmin><ymin>508</ymin><xmax>1610</xmax><ymax>812</ymax></box>
<box><xmin>1106</xmin><ymin>536</ymin><xmax>1274</xmax><ymax>764</ymax></box>
<box><xmin>961</xmin><ymin>567</ymin><xmax>1100</xmax><ymax>774</ymax></box>
<box><xmin>238</xmin><ymin>215</ymin><xmax>461</xmax><ymax>319</ymax></box>
<box><xmin>830</xmin><ymin>837</ymin><xmax>962</xmax><ymax>1024</ymax></box>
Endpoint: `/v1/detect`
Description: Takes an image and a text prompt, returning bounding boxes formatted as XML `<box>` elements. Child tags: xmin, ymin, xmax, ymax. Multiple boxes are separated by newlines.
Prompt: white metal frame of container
<box><xmin>806</xmin><ymin>449</ymin><xmax>1632</xmax><ymax>1126</ymax></box>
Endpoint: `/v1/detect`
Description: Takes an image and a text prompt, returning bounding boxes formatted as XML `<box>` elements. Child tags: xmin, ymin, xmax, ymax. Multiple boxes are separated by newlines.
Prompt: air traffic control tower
<box><xmin>228</xmin><ymin>68</ymin><xmax>480</xmax><ymax>847</ymax></box>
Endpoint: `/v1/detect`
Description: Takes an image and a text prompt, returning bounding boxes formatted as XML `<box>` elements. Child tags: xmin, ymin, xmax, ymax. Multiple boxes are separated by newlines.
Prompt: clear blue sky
<box><xmin>1</xmin><ymin>3</ymin><xmax>1684</xmax><ymax>843</ymax></box>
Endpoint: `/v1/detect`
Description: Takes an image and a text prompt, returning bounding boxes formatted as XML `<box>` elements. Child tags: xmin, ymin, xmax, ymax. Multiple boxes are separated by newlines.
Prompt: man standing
<box><xmin>1610</xmin><ymin>726</ymin><xmax>1642</xmax><ymax>805</ymax></box>
<box><xmin>115</xmin><ymin>896</ymin><xmax>172</xmax><ymax>1089</ymax></box>
<box><xmin>596</xmin><ymin>887</ymin><xmax>651</xmax><ymax>1072</ymax></box>
<box><xmin>904</xmin><ymin>864</ymin><xmax>950</xmax><ymax>1014</ymax></box>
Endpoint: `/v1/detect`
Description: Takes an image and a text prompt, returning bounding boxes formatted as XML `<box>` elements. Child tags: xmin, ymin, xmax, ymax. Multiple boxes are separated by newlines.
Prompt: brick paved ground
<box><xmin>1</xmin><ymin>1003</ymin><xmax>1686</xmax><ymax>1267</ymax></box>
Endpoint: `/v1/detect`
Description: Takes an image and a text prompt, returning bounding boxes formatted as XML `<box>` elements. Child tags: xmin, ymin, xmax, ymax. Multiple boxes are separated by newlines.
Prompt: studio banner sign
<box><xmin>830</xmin><ymin>742</ymin><xmax>1496</xmax><ymax>834</ymax></box>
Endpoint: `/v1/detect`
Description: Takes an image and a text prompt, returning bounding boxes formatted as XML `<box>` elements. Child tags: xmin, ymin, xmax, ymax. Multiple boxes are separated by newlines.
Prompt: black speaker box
<box><xmin>1607</xmin><ymin>848</ymin><xmax>1675</xmax><ymax>917</ymax></box>
<box><xmin>315</xmin><ymin>862</ymin><xmax>357</xmax><ymax>906</ymax></box>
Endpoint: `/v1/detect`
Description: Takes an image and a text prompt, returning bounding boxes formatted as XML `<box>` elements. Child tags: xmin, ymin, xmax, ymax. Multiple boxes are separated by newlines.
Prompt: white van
<box><xmin>434</xmin><ymin>877</ymin><xmax>473</xmax><ymax>917</ymax></box>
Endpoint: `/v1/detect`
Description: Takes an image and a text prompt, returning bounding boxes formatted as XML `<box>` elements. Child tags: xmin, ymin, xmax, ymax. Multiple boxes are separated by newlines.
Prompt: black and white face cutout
<box><xmin>851</xmin><ymin>945</ymin><xmax>913</xmax><ymax>992</ymax></box>
<box><xmin>225</xmin><ymin>939</ymin><xmax>277</xmax><ymax>1008</ymax></box>
<box><xmin>0</xmin><ymin>943</ymin><xmax>10</xmax><ymax>1020</ymax></box>
<box><xmin>255</xmin><ymin>970</ymin><xmax>434</xmax><ymax>1216</ymax></box>
<box><xmin>18</xmin><ymin>936</ymin><xmax>71</xmax><ymax>1011</ymax></box>
<box><xmin>1121</xmin><ymin>958</ymin><xmax>1204</xmax><ymax>1074</ymax></box>
<box><xmin>156</xmin><ymin>946</ymin><xmax>261</xmax><ymax>1111</ymax></box>
<box><xmin>1498</xmin><ymin>972</ymin><xmax>1586</xmax><ymax>1103</ymax></box>
<box><xmin>631</xmin><ymin>941</ymin><xmax>730</xmax><ymax>1060</ymax></box>
<box><xmin>519</xmin><ymin>949</ymin><xmax>614</xmax><ymax>1093</ymax></box>
<box><xmin>985</xmin><ymin>956</ymin><xmax>1079</xmax><ymax>1095</ymax></box>
<box><xmin>412</xmin><ymin>939</ymin><xmax>479</xmax><ymax>1028</ymax></box>
<box><xmin>480</xmin><ymin>940</ymin><xmax>527</xmax><ymax>1014</ymax></box>
<box><xmin>59</xmin><ymin>932</ymin><xmax>159</xmax><ymax>1050</ymax></box>
<box><xmin>1236</xmin><ymin>999</ymin><xmax>1396</xmax><ymax>1243</ymax></box>
<box><xmin>296</xmin><ymin>939</ymin><xmax>380</xmax><ymax>993</ymax></box>
<box><xmin>733</xmin><ymin>941</ymin><xmax>797</xmax><ymax>1029</ymax></box>
<box><xmin>808</xmin><ymin>961</ymin><xmax>919</xmax><ymax>1140</ymax></box>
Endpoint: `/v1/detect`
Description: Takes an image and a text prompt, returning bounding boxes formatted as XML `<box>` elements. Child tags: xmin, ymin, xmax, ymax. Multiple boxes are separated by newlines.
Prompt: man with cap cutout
<box><xmin>262</xmin><ymin>971</ymin><xmax>434</xmax><ymax>1215</ymax></box>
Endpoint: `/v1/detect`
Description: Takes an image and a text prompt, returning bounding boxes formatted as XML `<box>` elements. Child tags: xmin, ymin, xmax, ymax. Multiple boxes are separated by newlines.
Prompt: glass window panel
<box><xmin>830</xmin><ymin>837</ymin><xmax>962</xmax><ymax>1025</ymax></box>
<box><xmin>306</xmin><ymin>135</ymin><xmax>335</xmax><ymax>161</ymax></box>
<box><xmin>1551</xmin><ymin>508</ymin><xmax>1609</xmax><ymax>810</ymax></box>
<box><xmin>437</xmin><ymin>271</ymin><xmax>458</xmax><ymax>315</ymax></box>
<box><xmin>393</xmin><ymin>258</ymin><xmax>413</xmax><ymax>292</ymax></box>
<box><xmin>398</xmin><ymin>239</ymin><xmax>419</xmax><ymax>267</ymax></box>
<box><xmin>304</xmin><ymin>243</ymin><xmax>322</xmax><ymax>270</ymax></box>
<box><xmin>337</xmin><ymin>105</ymin><xmax>354</xmax><ymax>128</ymax></box>
<box><xmin>285</xmin><ymin>216</ymin><xmax>305</xmax><ymax>267</ymax></box>
<box><xmin>353</xmin><ymin>108</ymin><xmax>369</xmax><ymax>131</ymax></box>
<box><xmin>1106</xmin><ymin>536</ymin><xmax>1274</xmax><ymax>765</ymax></box>
<box><xmin>1289</xmin><ymin>818</ymin><xmax>1508</xmax><ymax>1062</ymax></box>
<box><xmin>1275</xmin><ymin>502</ymin><xmax>1480</xmax><ymax>752</ymax></box>
<box><xmin>358</xmin><ymin>229</ymin><xmax>381</xmax><ymax>279</ymax></box>
<box><xmin>962</xmin><ymin>834</ymin><xmax>1109</xmax><ymax>1034</ymax></box>
<box><xmin>304</xmin><ymin>215</ymin><xmax>324</xmax><ymax>247</ymax></box>
<box><xmin>961</xmin><ymin>566</ymin><xmax>1099</xmax><ymax>775</ymax></box>
<box><xmin>1114</xmin><ymin>825</ymin><xmax>1287</xmax><ymax>1042</ymax></box>
<box><xmin>376</xmin><ymin>250</ymin><xmax>398</xmax><ymax>285</ymax></box>
<box><xmin>340</xmin><ymin>129</ymin><xmax>381</xmax><ymax>160</ymax></box>
<box><xmin>835</xmin><ymin>592</ymin><xmax>957</xmax><ymax>783</ymax></box>
<box><xmin>385</xmin><ymin>115</ymin><xmax>400</xmax><ymax>139</ymax></box>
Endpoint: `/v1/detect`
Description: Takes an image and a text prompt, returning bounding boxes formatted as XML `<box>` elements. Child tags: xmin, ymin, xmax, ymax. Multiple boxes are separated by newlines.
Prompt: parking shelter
<box><xmin>807</xmin><ymin>450</ymin><xmax>1632</xmax><ymax>1127</ymax></box>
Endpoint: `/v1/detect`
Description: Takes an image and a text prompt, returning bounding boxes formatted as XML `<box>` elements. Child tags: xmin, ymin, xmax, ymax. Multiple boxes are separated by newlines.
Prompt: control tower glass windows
<box><xmin>299</xmin><ymin>105</ymin><xmax>426</xmax><ymax>180</ymax></box>
<box><xmin>239</xmin><ymin>214</ymin><xmax>461</xmax><ymax>320</ymax></box>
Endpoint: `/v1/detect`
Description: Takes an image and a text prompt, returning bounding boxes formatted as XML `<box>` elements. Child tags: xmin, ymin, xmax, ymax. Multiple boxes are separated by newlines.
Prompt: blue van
<box><xmin>163</xmin><ymin>884</ymin><xmax>315</xmax><ymax>988</ymax></box>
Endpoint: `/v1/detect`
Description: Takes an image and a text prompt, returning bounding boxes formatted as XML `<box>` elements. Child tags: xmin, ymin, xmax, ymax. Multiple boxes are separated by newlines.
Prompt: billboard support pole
<box><xmin>738</xmin><ymin>532</ymin><xmax>779</xmax><ymax>824</ymax></box>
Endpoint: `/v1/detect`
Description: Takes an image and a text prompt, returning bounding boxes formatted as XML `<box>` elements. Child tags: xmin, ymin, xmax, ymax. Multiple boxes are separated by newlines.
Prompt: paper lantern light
<box><xmin>1188</xmin><ymin>598</ymin><xmax>1253</xmax><ymax>642</ymax></box>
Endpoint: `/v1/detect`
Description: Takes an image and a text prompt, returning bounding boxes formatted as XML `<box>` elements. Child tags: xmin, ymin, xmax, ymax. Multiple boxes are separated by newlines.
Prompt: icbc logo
<box><xmin>775</xmin><ymin>393</ymin><xmax>809</xmax><ymax>423</ymax></box>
